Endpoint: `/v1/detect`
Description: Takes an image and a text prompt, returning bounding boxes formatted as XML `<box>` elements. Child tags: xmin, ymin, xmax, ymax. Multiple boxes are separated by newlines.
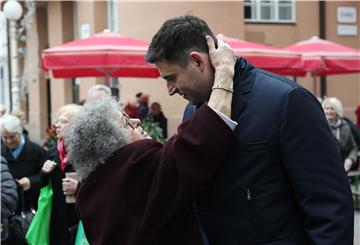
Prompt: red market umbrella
<box><xmin>42</xmin><ymin>30</ymin><xmax>159</xmax><ymax>79</ymax></box>
<box><xmin>220</xmin><ymin>34</ymin><xmax>305</xmax><ymax>76</ymax></box>
<box><xmin>285</xmin><ymin>36</ymin><xmax>360</xmax><ymax>76</ymax></box>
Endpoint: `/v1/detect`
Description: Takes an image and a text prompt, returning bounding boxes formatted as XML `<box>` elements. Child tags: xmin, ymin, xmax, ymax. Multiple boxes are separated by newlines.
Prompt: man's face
<box><xmin>2</xmin><ymin>130</ymin><xmax>21</xmax><ymax>149</ymax></box>
<box><xmin>155</xmin><ymin>55</ymin><xmax>214</xmax><ymax>105</ymax></box>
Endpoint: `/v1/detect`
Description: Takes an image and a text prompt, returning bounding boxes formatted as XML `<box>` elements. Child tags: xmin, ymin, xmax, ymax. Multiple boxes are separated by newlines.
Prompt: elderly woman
<box><xmin>0</xmin><ymin>115</ymin><xmax>46</xmax><ymax>210</ymax></box>
<box><xmin>64</xmin><ymin>36</ymin><xmax>237</xmax><ymax>245</ymax></box>
<box><xmin>40</xmin><ymin>104</ymin><xmax>83</xmax><ymax>245</ymax></box>
<box><xmin>322</xmin><ymin>97</ymin><xmax>358</xmax><ymax>172</ymax></box>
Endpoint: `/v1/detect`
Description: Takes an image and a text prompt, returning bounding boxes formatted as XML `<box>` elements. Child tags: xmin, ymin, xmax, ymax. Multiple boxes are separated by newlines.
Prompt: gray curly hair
<box><xmin>64</xmin><ymin>97</ymin><xmax>131</xmax><ymax>180</ymax></box>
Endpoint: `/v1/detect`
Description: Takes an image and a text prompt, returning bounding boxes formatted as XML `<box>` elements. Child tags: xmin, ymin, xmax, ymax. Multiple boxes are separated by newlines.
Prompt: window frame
<box><xmin>244</xmin><ymin>0</ymin><xmax>296</xmax><ymax>24</ymax></box>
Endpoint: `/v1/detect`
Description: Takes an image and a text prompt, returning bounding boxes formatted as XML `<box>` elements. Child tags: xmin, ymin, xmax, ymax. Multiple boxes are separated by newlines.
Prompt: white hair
<box><xmin>64</xmin><ymin>97</ymin><xmax>131</xmax><ymax>180</ymax></box>
<box><xmin>55</xmin><ymin>104</ymin><xmax>84</xmax><ymax>121</ymax></box>
<box><xmin>322</xmin><ymin>97</ymin><xmax>343</xmax><ymax>118</ymax></box>
<box><xmin>88</xmin><ymin>84</ymin><xmax>112</xmax><ymax>99</ymax></box>
<box><xmin>0</xmin><ymin>114</ymin><xmax>23</xmax><ymax>134</ymax></box>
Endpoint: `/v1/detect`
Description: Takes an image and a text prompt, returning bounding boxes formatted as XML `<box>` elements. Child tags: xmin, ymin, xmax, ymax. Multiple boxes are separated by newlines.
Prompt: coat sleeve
<box><xmin>344</xmin><ymin>127</ymin><xmax>358</xmax><ymax>165</ymax></box>
<box><xmin>139</xmin><ymin>105</ymin><xmax>237</xmax><ymax>240</ymax></box>
<box><xmin>279</xmin><ymin>87</ymin><xmax>354</xmax><ymax>244</ymax></box>
<box><xmin>28</xmin><ymin>145</ymin><xmax>48</xmax><ymax>191</ymax></box>
<box><xmin>1</xmin><ymin>160</ymin><xmax>18</xmax><ymax>219</ymax></box>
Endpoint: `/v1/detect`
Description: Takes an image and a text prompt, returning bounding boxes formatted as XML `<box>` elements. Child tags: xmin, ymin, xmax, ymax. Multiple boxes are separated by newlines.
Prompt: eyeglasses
<box><xmin>121</xmin><ymin>111</ymin><xmax>136</xmax><ymax>130</ymax></box>
<box><xmin>121</xmin><ymin>111</ymin><xmax>148</xmax><ymax>137</ymax></box>
<box><xmin>55</xmin><ymin>118</ymin><xmax>69</xmax><ymax>125</ymax></box>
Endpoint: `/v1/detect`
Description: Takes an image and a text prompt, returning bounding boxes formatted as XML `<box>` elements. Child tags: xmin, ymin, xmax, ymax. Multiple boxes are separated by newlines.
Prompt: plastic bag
<box><xmin>75</xmin><ymin>221</ymin><xmax>89</xmax><ymax>245</ymax></box>
<box><xmin>25</xmin><ymin>183</ymin><xmax>53</xmax><ymax>245</ymax></box>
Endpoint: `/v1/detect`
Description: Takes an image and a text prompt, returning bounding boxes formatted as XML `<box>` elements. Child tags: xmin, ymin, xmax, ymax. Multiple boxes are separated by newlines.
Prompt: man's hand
<box><xmin>42</xmin><ymin>160</ymin><xmax>57</xmax><ymax>174</ymax></box>
<box><xmin>16</xmin><ymin>177</ymin><xmax>31</xmax><ymax>191</ymax></box>
<box><xmin>206</xmin><ymin>34</ymin><xmax>236</xmax><ymax>78</ymax></box>
<box><xmin>62</xmin><ymin>177</ymin><xmax>78</xmax><ymax>196</ymax></box>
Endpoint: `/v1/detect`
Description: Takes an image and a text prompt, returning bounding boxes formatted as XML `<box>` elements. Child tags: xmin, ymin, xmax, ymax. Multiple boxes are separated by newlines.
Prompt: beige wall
<box><xmin>26</xmin><ymin>6</ymin><xmax>49</xmax><ymax>142</ymax></box>
<box><xmin>324</xmin><ymin>1</ymin><xmax>360</xmax><ymax>122</ymax></box>
<box><xmin>47</xmin><ymin>1</ymin><xmax>74</xmax><ymax>122</ymax></box>
<box><xmin>76</xmin><ymin>1</ymin><xmax>108</xmax><ymax>101</ymax></box>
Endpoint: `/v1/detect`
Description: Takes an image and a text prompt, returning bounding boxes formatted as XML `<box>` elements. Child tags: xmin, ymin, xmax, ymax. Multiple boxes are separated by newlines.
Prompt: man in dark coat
<box><xmin>145</xmin><ymin>15</ymin><xmax>354</xmax><ymax>245</ymax></box>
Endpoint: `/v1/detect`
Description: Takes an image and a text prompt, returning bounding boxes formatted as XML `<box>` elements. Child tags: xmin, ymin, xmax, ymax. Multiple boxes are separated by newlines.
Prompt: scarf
<box><xmin>57</xmin><ymin>138</ymin><xmax>68</xmax><ymax>172</ymax></box>
<box><xmin>329</xmin><ymin>118</ymin><xmax>343</xmax><ymax>141</ymax></box>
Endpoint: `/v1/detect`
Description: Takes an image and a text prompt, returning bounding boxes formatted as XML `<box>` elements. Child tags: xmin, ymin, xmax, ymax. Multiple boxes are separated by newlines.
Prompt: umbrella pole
<box><xmin>313</xmin><ymin>76</ymin><xmax>317</xmax><ymax>97</ymax></box>
<box><xmin>105</xmin><ymin>74</ymin><xmax>111</xmax><ymax>86</ymax></box>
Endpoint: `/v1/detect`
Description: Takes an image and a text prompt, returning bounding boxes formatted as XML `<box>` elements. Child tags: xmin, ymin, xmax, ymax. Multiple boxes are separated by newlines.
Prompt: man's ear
<box><xmin>189</xmin><ymin>51</ymin><xmax>207</xmax><ymax>71</ymax></box>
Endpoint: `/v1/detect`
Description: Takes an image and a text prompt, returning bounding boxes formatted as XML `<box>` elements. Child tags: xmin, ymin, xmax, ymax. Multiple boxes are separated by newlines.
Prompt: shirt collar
<box><xmin>10</xmin><ymin>133</ymin><xmax>26</xmax><ymax>159</ymax></box>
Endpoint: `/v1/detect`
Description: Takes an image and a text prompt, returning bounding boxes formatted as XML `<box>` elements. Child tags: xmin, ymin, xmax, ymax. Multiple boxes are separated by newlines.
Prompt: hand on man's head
<box><xmin>206</xmin><ymin>35</ymin><xmax>236</xmax><ymax>74</ymax></box>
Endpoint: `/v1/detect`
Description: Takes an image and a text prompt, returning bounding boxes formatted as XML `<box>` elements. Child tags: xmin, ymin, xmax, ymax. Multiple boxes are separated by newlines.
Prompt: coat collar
<box><xmin>231</xmin><ymin>58</ymin><xmax>256</xmax><ymax>121</ymax></box>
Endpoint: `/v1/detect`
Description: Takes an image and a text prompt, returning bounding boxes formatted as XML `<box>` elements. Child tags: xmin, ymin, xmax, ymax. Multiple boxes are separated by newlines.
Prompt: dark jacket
<box><xmin>1</xmin><ymin>137</ymin><xmax>47</xmax><ymax>212</ymax></box>
<box><xmin>1</xmin><ymin>157</ymin><xmax>18</xmax><ymax>219</ymax></box>
<box><xmin>76</xmin><ymin>105</ymin><xmax>237</xmax><ymax>245</ymax></box>
<box><xmin>196</xmin><ymin>59</ymin><xmax>354</xmax><ymax>245</ymax></box>
<box><xmin>329</xmin><ymin>119</ymin><xmax>358</xmax><ymax>165</ymax></box>
<box><xmin>40</xmin><ymin>146</ymin><xmax>79</xmax><ymax>245</ymax></box>
<box><xmin>343</xmin><ymin>117</ymin><xmax>360</xmax><ymax>170</ymax></box>
<box><xmin>343</xmin><ymin>117</ymin><xmax>360</xmax><ymax>146</ymax></box>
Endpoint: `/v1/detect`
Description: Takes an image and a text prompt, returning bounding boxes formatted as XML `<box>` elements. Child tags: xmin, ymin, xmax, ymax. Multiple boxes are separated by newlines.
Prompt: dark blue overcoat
<box><xmin>196</xmin><ymin>59</ymin><xmax>354</xmax><ymax>245</ymax></box>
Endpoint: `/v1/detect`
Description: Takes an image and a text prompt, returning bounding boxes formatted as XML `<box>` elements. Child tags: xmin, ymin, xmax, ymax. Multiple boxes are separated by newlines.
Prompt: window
<box><xmin>244</xmin><ymin>0</ymin><xmax>295</xmax><ymax>23</ymax></box>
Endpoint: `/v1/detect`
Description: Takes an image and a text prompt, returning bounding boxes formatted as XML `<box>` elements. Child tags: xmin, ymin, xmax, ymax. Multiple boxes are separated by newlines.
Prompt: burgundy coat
<box><xmin>76</xmin><ymin>105</ymin><xmax>237</xmax><ymax>245</ymax></box>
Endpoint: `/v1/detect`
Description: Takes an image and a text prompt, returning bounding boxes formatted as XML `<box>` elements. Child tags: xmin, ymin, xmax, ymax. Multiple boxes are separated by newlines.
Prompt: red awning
<box><xmin>285</xmin><ymin>36</ymin><xmax>360</xmax><ymax>76</ymax></box>
<box><xmin>42</xmin><ymin>30</ymin><xmax>159</xmax><ymax>78</ymax></box>
<box><xmin>220</xmin><ymin>34</ymin><xmax>305</xmax><ymax>76</ymax></box>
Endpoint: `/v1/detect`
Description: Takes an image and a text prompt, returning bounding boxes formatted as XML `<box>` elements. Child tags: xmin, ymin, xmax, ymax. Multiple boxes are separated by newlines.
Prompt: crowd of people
<box><xmin>0</xmin><ymin>14</ymin><xmax>358</xmax><ymax>245</ymax></box>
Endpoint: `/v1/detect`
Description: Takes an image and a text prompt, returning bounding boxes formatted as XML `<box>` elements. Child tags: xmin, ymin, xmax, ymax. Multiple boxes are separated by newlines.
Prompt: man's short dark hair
<box><xmin>145</xmin><ymin>15</ymin><xmax>217</xmax><ymax>67</ymax></box>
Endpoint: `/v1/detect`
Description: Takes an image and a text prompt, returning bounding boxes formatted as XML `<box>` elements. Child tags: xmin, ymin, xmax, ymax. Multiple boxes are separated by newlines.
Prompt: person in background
<box><xmin>40</xmin><ymin>104</ymin><xmax>84</xmax><ymax>245</ymax></box>
<box><xmin>137</xmin><ymin>94</ymin><xmax>150</xmax><ymax>120</ymax></box>
<box><xmin>1</xmin><ymin>156</ymin><xmax>18</xmax><ymax>244</ymax></box>
<box><xmin>145</xmin><ymin>14</ymin><xmax>353</xmax><ymax>245</ymax></box>
<box><xmin>87</xmin><ymin>84</ymin><xmax>111</xmax><ymax>99</ymax></box>
<box><xmin>355</xmin><ymin>104</ymin><xmax>360</xmax><ymax>129</ymax></box>
<box><xmin>11</xmin><ymin>110</ymin><xmax>28</xmax><ymax>137</ymax></box>
<box><xmin>0</xmin><ymin>115</ymin><xmax>46</xmax><ymax>212</ymax></box>
<box><xmin>148</xmin><ymin>102</ymin><xmax>168</xmax><ymax>139</ymax></box>
<box><xmin>322</xmin><ymin>97</ymin><xmax>358</xmax><ymax>172</ymax></box>
<box><xmin>64</xmin><ymin>35</ymin><xmax>237</xmax><ymax>245</ymax></box>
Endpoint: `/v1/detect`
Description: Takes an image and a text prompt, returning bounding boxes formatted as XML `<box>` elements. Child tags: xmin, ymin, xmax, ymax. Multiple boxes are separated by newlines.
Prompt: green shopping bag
<box><xmin>75</xmin><ymin>221</ymin><xmax>89</xmax><ymax>245</ymax></box>
<box><xmin>25</xmin><ymin>182</ymin><xmax>53</xmax><ymax>245</ymax></box>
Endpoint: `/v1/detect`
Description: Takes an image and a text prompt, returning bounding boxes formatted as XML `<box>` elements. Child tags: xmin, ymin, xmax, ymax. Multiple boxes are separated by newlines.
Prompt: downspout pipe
<box><xmin>319</xmin><ymin>0</ymin><xmax>327</xmax><ymax>98</ymax></box>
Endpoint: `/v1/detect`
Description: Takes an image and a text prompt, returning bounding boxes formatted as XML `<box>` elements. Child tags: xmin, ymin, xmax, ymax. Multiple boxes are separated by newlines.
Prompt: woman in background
<box><xmin>41</xmin><ymin>104</ymin><xmax>83</xmax><ymax>245</ymax></box>
<box><xmin>322</xmin><ymin>97</ymin><xmax>358</xmax><ymax>172</ymax></box>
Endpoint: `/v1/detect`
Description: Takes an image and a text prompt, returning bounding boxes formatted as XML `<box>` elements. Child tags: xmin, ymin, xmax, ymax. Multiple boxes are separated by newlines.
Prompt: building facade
<box><xmin>1</xmin><ymin>0</ymin><xmax>359</xmax><ymax>142</ymax></box>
